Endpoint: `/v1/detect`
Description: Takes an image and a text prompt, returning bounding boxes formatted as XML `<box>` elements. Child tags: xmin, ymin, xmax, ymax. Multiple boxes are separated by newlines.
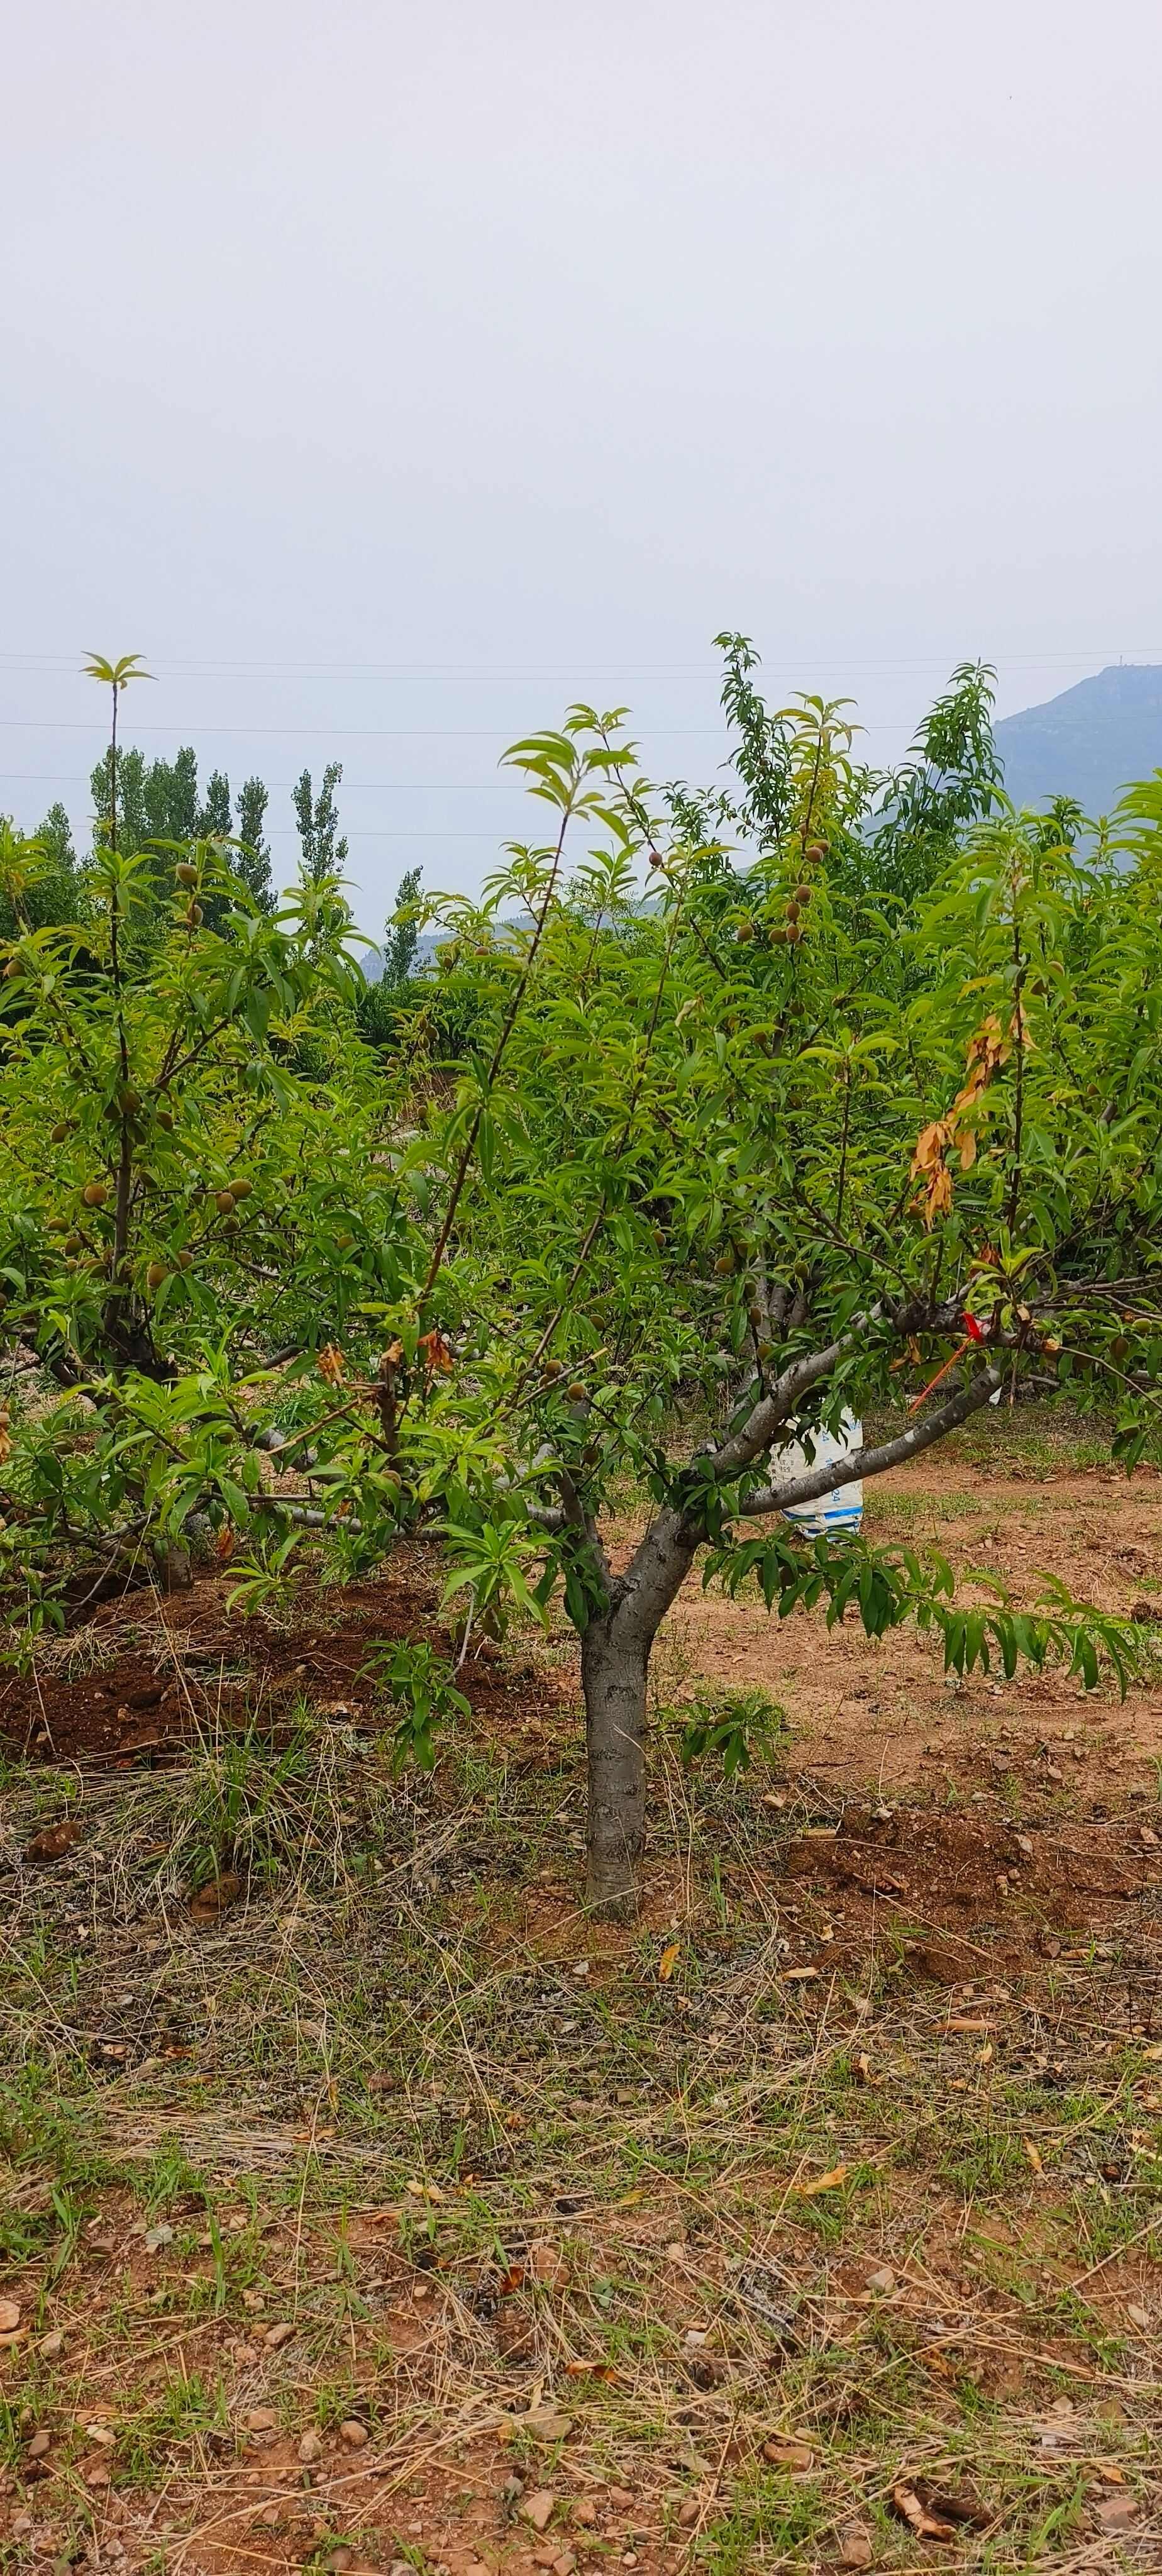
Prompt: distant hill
<box><xmin>995</xmin><ymin>664</ymin><xmax>1162</xmax><ymax>815</ymax></box>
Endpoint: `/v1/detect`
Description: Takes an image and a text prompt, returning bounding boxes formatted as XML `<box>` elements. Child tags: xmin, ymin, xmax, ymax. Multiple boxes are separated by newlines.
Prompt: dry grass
<box><xmin>1</xmin><ymin>1592</ymin><xmax>1161</xmax><ymax>2574</ymax></box>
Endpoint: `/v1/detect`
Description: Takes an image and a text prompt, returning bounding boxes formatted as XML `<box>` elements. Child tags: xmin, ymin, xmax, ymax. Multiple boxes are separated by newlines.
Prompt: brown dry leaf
<box><xmin>894</xmin><ymin>2476</ymin><xmax>990</xmax><ymax>2538</ymax></box>
<box><xmin>891</xmin><ymin>2480</ymin><xmax>956</xmax><ymax>2543</ymax></box>
<box><xmin>838</xmin><ymin>2526</ymin><xmax>873</xmax><ymax>2571</ymax></box>
<box><xmin>1023</xmin><ymin>2137</ymin><xmax>1044</xmax><ymax>2174</ymax></box>
<box><xmin>911</xmin><ymin>1118</ymin><xmax>951</xmax><ymax>1176</ymax></box>
<box><xmin>761</xmin><ymin>2436</ymin><xmax>814</xmax><ymax>2472</ymax></box>
<box><xmin>416</xmin><ymin>1328</ymin><xmax>453</xmax><ymax>1377</ymax></box>
<box><xmin>658</xmin><ymin>1941</ymin><xmax>680</xmax><ymax>1982</ymax></box>
<box><xmin>1092</xmin><ymin>2493</ymin><xmax>1138</xmax><ymax>2534</ymax></box>
<box><xmin>797</xmin><ymin>2164</ymin><xmax>848</xmax><ymax>2197</ymax></box>
<box><xmin>521</xmin><ymin>2408</ymin><xmax>573</xmax><ymax>2443</ymax></box>
<box><xmin>189</xmin><ymin>1870</ymin><xmax>242</xmax><ymax>1923</ymax></box>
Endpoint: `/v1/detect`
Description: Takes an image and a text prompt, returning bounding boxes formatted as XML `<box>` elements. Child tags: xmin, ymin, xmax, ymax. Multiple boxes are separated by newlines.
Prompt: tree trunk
<box><xmin>582</xmin><ymin>1607</ymin><xmax>650</xmax><ymax>1916</ymax></box>
<box><xmin>580</xmin><ymin>1506</ymin><xmax>701</xmax><ymax>1916</ymax></box>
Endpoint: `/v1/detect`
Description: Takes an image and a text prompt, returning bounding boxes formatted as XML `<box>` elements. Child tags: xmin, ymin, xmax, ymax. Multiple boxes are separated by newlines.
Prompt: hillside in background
<box><xmin>995</xmin><ymin>663</ymin><xmax>1162</xmax><ymax>813</ymax></box>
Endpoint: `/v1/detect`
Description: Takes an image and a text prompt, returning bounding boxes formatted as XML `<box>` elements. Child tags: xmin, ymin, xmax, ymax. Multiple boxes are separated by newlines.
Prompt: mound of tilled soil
<box><xmin>778</xmin><ymin>1797</ymin><xmax>1162</xmax><ymax>1979</ymax></box>
<box><xmin>0</xmin><ymin>1552</ymin><xmax>549</xmax><ymax>1767</ymax></box>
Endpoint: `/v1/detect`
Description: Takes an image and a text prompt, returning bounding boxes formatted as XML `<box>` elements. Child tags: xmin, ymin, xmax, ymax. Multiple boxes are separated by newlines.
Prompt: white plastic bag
<box><xmin>777</xmin><ymin>1409</ymin><xmax>863</xmax><ymax>1539</ymax></box>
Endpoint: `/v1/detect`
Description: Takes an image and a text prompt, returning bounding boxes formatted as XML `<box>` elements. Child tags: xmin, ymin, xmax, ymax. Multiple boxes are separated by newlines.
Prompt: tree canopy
<box><xmin>3</xmin><ymin>646</ymin><xmax>1160</xmax><ymax>1910</ymax></box>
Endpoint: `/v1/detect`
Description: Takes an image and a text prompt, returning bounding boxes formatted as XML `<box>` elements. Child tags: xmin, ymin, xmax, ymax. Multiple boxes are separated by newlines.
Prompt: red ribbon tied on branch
<box><xmin>907</xmin><ymin>1310</ymin><xmax>985</xmax><ymax>1413</ymax></box>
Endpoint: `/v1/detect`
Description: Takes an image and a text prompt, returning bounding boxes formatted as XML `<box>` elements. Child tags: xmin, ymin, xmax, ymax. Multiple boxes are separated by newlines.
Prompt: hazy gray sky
<box><xmin>4</xmin><ymin>0</ymin><xmax>1161</xmax><ymax>926</ymax></box>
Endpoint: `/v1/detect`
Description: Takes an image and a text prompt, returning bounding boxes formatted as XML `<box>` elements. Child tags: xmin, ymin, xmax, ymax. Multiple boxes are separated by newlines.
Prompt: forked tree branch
<box><xmin>737</xmin><ymin>1363</ymin><xmax>1002</xmax><ymax>1514</ymax></box>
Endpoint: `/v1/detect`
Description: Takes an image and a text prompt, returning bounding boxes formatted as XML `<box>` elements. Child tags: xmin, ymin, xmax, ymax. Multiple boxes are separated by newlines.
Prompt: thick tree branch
<box><xmin>706</xmin><ymin>1307</ymin><xmax>885</xmax><ymax>1480</ymax></box>
<box><xmin>737</xmin><ymin>1363</ymin><xmax>1002</xmax><ymax>1514</ymax></box>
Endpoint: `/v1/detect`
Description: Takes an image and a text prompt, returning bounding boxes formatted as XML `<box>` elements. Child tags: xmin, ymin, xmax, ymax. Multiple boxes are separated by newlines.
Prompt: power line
<box><xmin>2</xmin><ymin>650</ymin><xmax>1158</xmax><ymax>679</ymax></box>
<box><xmin>0</xmin><ymin>774</ymin><xmax>580</xmax><ymax>790</ymax></box>
<box><xmin>0</xmin><ymin>721</ymin><xmax>733</xmax><ymax>738</ymax></box>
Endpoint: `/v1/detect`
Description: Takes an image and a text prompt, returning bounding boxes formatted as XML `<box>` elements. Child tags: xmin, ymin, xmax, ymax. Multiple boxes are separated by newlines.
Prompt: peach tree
<box><xmin>319</xmin><ymin>708</ymin><xmax>1158</xmax><ymax>1908</ymax></box>
<box><xmin>3</xmin><ymin>667</ymin><xmax>1160</xmax><ymax>1913</ymax></box>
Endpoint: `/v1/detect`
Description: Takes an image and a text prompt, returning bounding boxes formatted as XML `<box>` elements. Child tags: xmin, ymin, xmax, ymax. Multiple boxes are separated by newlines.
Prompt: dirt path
<box><xmin>614</xmin><ymin>1452</ymin><xmax>1162</xmax><ymax>1806</ymax></box>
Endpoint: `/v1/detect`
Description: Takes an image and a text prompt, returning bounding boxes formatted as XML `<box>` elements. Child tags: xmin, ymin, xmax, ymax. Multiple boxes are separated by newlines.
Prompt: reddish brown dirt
<box><xmin>621</xmin><ymin>1452</ymin><xmax>1162</xmax><ymax>1804</ymax></box>
<box><xmin>0</xmin><ymin>2191</ymin><xmax>679</xmax><ymax>2576</ymax></box>
<box><xmin>4</xmin><ymin>1448</ymin><xmax>1161</xmax><ymax>1984</ymax></box>
<box><xmin>0</xmin><ymin>1550</ymin><xmax>552</xmax><ymax>1767</ymax></box>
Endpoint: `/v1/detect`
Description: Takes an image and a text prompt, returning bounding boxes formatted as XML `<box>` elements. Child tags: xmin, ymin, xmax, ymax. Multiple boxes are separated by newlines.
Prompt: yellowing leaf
<box><xmin>798</xmin><ymin>2164</ymin><xmax>848</xmax><ymax>2197</ymax></box>
<box><xmin>1023</xmin><ymin>2137</ymin><xmax>1044</xmax><ymax>2174</ymax></box>
<box><xmin>658</xmin><ymin>1941</ymin><xmax>680</xmax><ymax>1982</ymax></box>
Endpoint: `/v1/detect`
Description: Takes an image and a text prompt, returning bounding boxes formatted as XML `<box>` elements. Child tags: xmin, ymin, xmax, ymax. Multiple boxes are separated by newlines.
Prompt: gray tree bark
<box><xmin>577</xmin><ymin>1362</ymin><xmax>1002</xmax><ymax>1913</ymax></box>
<box><xmin>581</xmin><ymin>1609</ymin><xmax>650</xmax><ymax>1914</ymax></box>
<box><xmin>580</xmin><ymin>1507</ymin><xmax>699</xmax><ymax>1915</ymax></box>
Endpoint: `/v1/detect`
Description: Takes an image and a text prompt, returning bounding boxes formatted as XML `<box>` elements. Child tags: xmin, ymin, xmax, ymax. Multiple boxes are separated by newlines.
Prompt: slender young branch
<box><xmin>514</xmin><ymin>880</ymin><xmax>689</xmax><ymax>1396</ymax></box>
<box><xmin>1007</xmin><ymin>905</ymin><xmax>1027</xmax><ymax>1236</ymax></box>
<box><xmin>418</xmin><ymin>800</ymin><xmax>576</xmax><ymax>1305</ymax></box>
<box><xmin>835</xmin><ymin>1062</ymin><xmax>852</xmax><ymax>1233</ymax></box>
<box><xmin>103</xmin><ymin>677</ymin><xmax>136</xmax><ymax>1314</ymax></box>
<box><xmin>799</xmin><ymin>718</ymin><xmax>827</xmax><ymax>858</ymax></box>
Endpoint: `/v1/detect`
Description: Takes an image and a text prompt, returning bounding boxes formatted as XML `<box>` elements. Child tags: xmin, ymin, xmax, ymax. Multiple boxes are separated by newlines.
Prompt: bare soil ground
<box><xmin>2</xmin><ymin>1418</ymin><xmax>1160</xmax><ymax>2574</ymax></box>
